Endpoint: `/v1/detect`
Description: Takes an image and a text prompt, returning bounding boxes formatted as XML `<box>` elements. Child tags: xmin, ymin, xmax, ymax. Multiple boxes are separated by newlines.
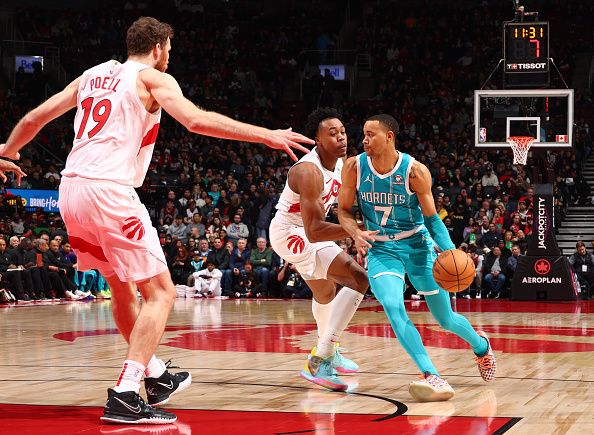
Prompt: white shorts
<box><xmin>58</xmin><ymin>176</ymin><xmax>168</xmax><ymax>282</ymax></box>
<box><xmin>269</xmin><ymin>216</ymin><xmax>342</xmax><ymax>281</ymax></box>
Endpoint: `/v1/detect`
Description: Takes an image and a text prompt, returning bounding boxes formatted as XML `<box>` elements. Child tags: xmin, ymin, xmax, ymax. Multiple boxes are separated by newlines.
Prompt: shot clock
<box><xmin>504</xmin><ymin>22</ymin><xmax>549</xmax><ymax>73</ymax></box>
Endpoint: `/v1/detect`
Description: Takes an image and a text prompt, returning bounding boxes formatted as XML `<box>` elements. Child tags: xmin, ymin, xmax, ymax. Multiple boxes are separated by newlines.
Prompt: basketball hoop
<box><xmin>507</xmin><ymin>136</ymin><xmax>534</xmax><ymax>165</ymax></box>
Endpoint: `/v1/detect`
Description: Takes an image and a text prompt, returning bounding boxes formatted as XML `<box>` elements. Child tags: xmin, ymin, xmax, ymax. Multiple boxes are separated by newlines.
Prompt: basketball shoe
<box><xmin>308</xmin><ymin>344</ymin><xmax>359</xmax><ymax>374</ymax></box>
<box><xmin>100</xmin><ymin>389</ymin><xmax>177</xmax><ymax>424</ymax></box>
<box><xmin>145</xmin><ymin>366</ymin><xmax>192</xmax><ymax>406</ymax></box>
<box><xmin>301</xmin><ymin>355</ymin><xmax>348</xmax><ymax>391</ymax></box>
<box><xmin>475</xmin><ymin>331</ymin><xmax>497</xmax><ymax>382</ymax></box>
<box><xmin>409</xmin><ymin>372</ymin><xmax>455</xmax><ymax>402</ymax></box>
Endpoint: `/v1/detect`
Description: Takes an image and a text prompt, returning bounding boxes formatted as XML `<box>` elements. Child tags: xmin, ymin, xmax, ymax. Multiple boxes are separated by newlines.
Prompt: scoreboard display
<box><xmin>504</xmin><ymin>22</ymin><xmax>549</xmax><ymax>73</ymax></box>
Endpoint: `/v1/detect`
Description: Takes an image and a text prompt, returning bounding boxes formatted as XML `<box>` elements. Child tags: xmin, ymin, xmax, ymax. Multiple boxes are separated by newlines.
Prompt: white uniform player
<box><xmin>59</xmin><ymin>60</ymin><xmax>167</xmax><ymax>282</ymax></box>
<box><xmin>270</xmin><ymin>148</ymin><xmax>343</xmax><ymax>280</ymax></box>
<box><xmin>0</xmin><ymin>16</ymin><xmax>313</xmax><ymax>425</ymax></box>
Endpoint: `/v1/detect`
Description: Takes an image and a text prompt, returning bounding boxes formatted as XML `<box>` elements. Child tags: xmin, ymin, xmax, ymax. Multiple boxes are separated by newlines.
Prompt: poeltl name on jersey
<box><xmin>85</xmin><ymin>76</ymin><xmax>121</xmax><ymax>92</ymax></box>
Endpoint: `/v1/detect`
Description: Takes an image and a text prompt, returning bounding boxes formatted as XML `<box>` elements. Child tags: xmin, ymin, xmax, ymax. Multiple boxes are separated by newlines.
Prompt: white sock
<box><xmin>315</xmin><ymin>287</ymin><xmax>364</xmax><ymax>358</ymax></box>
<box><xmin>144</xmin><ymin>355</ymin><xmax>166</xmax><ymax>379</ymax></box>
<box><xmin>114</xmin><ymin>359</ymin><xmax>145</xmax><ymax>393</ymax></box>
<box><xmin>312</xmin><ymin>298</ymin><xmax>331</xmax><ymax>340</ymax></box>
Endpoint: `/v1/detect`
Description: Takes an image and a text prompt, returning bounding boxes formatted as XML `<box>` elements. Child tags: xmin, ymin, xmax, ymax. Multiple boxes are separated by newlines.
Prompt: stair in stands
<box><xmin>557</xmin><ymin>155</ymin><xmax>594</xmax><ymax>256</ymax></box>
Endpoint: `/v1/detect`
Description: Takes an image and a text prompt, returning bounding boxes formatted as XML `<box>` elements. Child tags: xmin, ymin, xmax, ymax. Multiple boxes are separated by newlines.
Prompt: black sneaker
<box><xmin>145</xmin><ymin>366</ymin><xmax>192</xmax><ymax>407</ymax></box>
<box><xmin>100</xmin><ymin>388</ymin><xmax>176</xmax><ymax>424</ymax></box>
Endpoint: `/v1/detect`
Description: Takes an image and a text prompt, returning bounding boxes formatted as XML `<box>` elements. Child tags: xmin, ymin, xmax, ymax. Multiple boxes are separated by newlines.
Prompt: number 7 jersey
<box><xmin>62</xmin><ymin>60</ymin><xmax>161</xmax><ymax>187</ymax></box>
<box><xmin>356</xmin><ymin>151</ymin><xmax>424</xmax><ymax>237</ymax></box>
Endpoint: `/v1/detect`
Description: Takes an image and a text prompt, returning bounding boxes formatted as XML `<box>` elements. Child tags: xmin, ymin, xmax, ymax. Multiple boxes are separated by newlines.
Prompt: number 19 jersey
<box><xmin>356</xmin><ymin>151</ymin><xmax>424</xmax><ymax>237</ymax></box>
<box><xmin>62</xmin><ymin>60</ymin><xmax>161</xmax><ymax>187</ymax></box>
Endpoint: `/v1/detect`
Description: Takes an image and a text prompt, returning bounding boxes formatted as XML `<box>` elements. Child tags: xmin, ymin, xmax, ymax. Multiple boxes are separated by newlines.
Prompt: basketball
<box><xmin>432</xmin><ymin>249</ymin><xmax>476</xmax><ymax>293</ymax></box>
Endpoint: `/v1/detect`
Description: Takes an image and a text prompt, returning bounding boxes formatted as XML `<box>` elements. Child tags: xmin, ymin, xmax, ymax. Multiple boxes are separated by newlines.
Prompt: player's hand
<box><xmin>0</xmin><ymin>145</ymin><xmax>20</xmax><ymax>161</ymax></box>
<box><xmin>265</xmin><ymin>128</ymin><xmax>313</xmax><ymax>162</ymax></box>
<box><xmin>0</xmin><ymin>158</ymin><xmax>26</xmax><ymax>186</ymax></box>
<box><xmin>352</xmin><ymin>229</ymin><xmax>379</xmax><ymax>255</ymax></box>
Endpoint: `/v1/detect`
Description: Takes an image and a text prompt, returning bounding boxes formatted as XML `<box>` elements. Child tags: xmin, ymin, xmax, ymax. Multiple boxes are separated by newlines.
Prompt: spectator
<box><xmin>249</xmin><ymin>237</ymin><xmax>273</xmax><ymax>295</ymax></box>
<box><xmin>193</xmin><ymin>260</ymin><xmax>223</xmax><ymax>297</ymax></box>
<box><xmin>481</xmin><ymin>164</ymin><xmax>499</xmax><ymax>189</ymax></box>
<box><xmin>167</xmin><ymin>215</ymin><xmax>188</xmax><ymax>244</ymax></box>
<box><xmin>506</xmin><ymin>244</ymin><xmax>523</xmax><ymax>281</ymax></box>
<box><xmin>278</xmin><ymin>262</ymin><xmax>311</xmax><ymax>299</ymax></box>
<box><xmin>169</xmin><ymin>246</ymin><xmax>194</xmax><ymax>285</ymax></box>
<box><xmin>226</xmin><ymin>213</ymin><xmax>249</xmax><ymax>246</ymax></box>
<box><xmin>0</xmin><ymin>238</ymin><xmax>35</xmax><ymax>301</ymax></box>
<box><xmin>206</xmin><ymin>237</ymin><xmax>230</xmax><ymax>272</ymax></box>
<box><xmin>233</xmin><ymin>261</ymin><xmax>262</xmax><ymax>298</ymax></box>
<box><xmin>185</xmin><ymin>200</ymin><xmax>201</xmax><ymax>220</ymax></box>
<box><xmin>479</xmin><ymin>223</ymin><xmax>502</xmax><ymax>249</ymax></box>
<box><xmin>160</xmin><ymin>200</ymin><xmax>178</xmax><ymax>226</ymax></box>
<box><xmin>223</xmin><ymin>238</ymin><xmax>251</xmax><ymax>292</ymax></box>
<box><xmin>61</xmin><ymin>241</ymin><xmax>97</xmax><ymax>293</ymax></box>
<box><xmin>45</xmin><ymin>239</ymin><xmax>83</xmax><ymax>298</ymax></box>
<box><xmin>195</xmin><ymin>239</ymin><xmax>211</xmax><ymax>265</ymax></box>
<box><xmin>569</xmin><ymin>241</ymin><xmax>594</xmax><ymax>297</ymax></box>
<box><xmin>482</xmin><ymin>246</ymin><xmax>506</xmax><ymax>299</ymax></box>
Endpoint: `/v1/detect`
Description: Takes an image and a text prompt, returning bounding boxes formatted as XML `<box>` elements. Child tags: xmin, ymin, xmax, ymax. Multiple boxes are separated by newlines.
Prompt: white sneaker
<box><xmin>409</xmin><ymin>373</ymin><xmax>455</xmax><ymax>402</ymax></box>
<box><xmin>74</xmin><ymin>290</ymin><xmax>91</xmax><ymax>298</ymax></box>
<box><xmin>463</xmin><ymin>294</ymin><xmax>471</xmax><ymax>299</ymax></box>
<box><xmin>476</xmin><ymin>292</ymin><xmax>482</xmax><ymax>299</ymax></box>
<box><xmin>65</xmin><ymin>291</ymin><xmax>80</xmax><ymax>300</ymax></box>
<box><xmin>411</xmin><ymin>294</ymin><xmax>421</xmax><ymax>300</ymax></box>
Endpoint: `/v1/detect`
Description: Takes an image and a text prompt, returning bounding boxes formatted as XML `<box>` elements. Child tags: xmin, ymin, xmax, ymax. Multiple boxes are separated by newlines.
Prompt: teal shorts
<box><xmin>367</xmin><ymin>228</ymin><xmax>441</xmax><ymax>295</ymax></box>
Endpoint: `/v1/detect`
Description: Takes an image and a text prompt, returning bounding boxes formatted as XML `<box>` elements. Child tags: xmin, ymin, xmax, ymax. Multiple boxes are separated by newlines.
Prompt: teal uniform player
<box><xmin>338</xmin><ymin>114</ymin><xmax>497</xmax><ymax>402</ymax></box>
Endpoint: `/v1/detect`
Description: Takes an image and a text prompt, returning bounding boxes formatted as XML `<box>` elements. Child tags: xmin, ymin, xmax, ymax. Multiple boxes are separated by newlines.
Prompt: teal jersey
<box><xmin>356</xmin><ymin>151</ymin><xmax>424</xmax><ymax>237</ymax></box>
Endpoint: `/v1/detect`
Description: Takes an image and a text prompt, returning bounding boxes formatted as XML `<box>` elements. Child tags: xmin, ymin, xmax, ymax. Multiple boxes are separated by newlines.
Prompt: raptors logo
<box><xmin>122</xmin><ymin>216</ymin><xmax>145</xmax><ymax>240</ymax></box>
<box><xmin>534</xmin><ymin>259</ymin><xmax>551</xmax><ymax>275</ymax></box>
<box><xmin>287</xmin><ymin>234</ymin><xmax>305</xmax><ymax>254</ymax></box>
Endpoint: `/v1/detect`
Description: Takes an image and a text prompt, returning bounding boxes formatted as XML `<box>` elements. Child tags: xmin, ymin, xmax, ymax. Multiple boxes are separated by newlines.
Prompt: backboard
<box><xmin>474</xmin><ymin>89</ymin><xmax>573</xmax><ymax>148</ymax></box>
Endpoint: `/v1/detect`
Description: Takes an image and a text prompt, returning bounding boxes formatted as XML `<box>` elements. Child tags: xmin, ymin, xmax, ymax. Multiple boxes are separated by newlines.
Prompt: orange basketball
<box><xmin>432</xmin><ymin>249</ymin><xmax>476</xmax><ymax>293</ymax></box>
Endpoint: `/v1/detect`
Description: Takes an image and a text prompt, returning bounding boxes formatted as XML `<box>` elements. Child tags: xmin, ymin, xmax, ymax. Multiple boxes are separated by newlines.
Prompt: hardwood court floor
<box><xmin>2</xmin><ymin>297</ymin><xmax>594</xmax><ymax>434</ymax></box>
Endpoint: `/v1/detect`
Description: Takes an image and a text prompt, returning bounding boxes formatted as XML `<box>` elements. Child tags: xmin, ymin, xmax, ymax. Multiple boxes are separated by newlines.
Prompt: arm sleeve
<box><xmin>424</xmin><ymin>214</ymin><xmax>456</xmax><ymax>251</ymax></box>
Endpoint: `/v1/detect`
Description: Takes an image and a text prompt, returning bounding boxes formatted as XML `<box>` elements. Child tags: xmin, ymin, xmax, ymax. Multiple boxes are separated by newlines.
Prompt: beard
<box><xmin>155</xmin><ymin>51</ymin><xmax>168</xmax><ymax>72</ymax></box>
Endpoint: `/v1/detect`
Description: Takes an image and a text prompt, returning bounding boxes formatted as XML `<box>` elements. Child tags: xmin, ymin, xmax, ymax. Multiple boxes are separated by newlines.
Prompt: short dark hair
<box><xmin>126</xmin><ymin>17</ymin><xmax>174</xmax><ymax>56</ymax></box>
<box><xmin>366</xmin><ymin>114</ymin><xmax>400</xmax><ymax>136</ymax></box>
<box><xmin>304</xmin><ymin>107</ymin><xmax>342</xmax><ymax>139</ymax></box>
<box><xmin>576</xmin><ymin>241</ymin><xmax>586</xmax><ymax>249</ymax></box>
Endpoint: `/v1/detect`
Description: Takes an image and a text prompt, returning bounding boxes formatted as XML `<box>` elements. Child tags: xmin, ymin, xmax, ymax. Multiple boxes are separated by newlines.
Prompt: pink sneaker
<box><xmin>409</xmin><ymin>372</ymin><xmax>455</xmax><ymax>402</ymax></box>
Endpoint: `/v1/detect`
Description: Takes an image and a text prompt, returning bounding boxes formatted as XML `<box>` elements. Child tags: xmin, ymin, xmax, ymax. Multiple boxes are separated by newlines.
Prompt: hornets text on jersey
<box><xmin>355</xmin><ymin>151</ymin><xmax>424</xmax><ymax>238</ymax></box>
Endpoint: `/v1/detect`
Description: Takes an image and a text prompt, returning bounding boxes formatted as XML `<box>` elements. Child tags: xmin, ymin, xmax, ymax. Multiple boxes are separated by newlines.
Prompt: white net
<box><xmin>507</xmin><ymin>136</ymin><xmax>535</xmax><ymax>165</ymax></box>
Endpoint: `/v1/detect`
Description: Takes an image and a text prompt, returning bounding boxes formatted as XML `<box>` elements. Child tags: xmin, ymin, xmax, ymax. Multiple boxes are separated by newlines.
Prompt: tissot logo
<box><xmin>507</xmin><ymin>62</ymin><xmax>546</xmax><ymax>70</ymax></box>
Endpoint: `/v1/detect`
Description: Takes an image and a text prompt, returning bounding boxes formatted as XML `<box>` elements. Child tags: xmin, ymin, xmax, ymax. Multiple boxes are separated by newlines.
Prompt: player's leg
<box><xmin>367</xmin><ymin>248</ymin><xmax>454</xmax><ymax>402</ymax></box>
<box><xmin>300</xmin><ymin>249</ymin><xmax>367</xmax><ymax>390</ymax></box>
<box><xmin>408</xmin><ymin>236</ymin><xmax>496</xmax><ymax>382</ymax></box>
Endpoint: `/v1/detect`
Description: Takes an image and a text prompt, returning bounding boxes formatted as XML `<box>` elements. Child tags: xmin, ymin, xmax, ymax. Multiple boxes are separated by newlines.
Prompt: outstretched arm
<box><xmin>337</xmin><ymin>157</ymin><xmax>378</xmax><ymax>255</ymax></box>
<box><xmin>0</xmin><ymin>78</ymin><xmax>80</xmax><ymax>159</ymax></box>
<box><xmin>143</xmin><ymin>69</ymin><xmax>313</xmax><ymax>161</ymax></box>
<box><xmin>0</xmin><ymin>159</ymin><xmax>26</xmax><ymax>186</ymax></box>
<box><xmin>290</xmin><ymin>163</ymin><xmax>350</xmax><ymax>243</ymax></box>
<box><xmin>409</xmin><ymin>161</ymin><xmax>455</xmax><ymax>251</ymax></box>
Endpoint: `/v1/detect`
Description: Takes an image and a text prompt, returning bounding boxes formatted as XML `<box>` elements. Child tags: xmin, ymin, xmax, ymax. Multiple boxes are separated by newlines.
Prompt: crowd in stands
<box><xmin>0</xmin><ymin>0</ymin><xmax>593</xmax><ymax>303</ymax></box>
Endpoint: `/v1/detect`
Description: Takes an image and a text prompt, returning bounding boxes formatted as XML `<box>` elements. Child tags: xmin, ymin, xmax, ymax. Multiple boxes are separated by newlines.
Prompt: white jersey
<box><xmin>62</xmin><ymin>60</ymin><xmax>161</xmax><ymax>187</ymax></box>
<box><xmin>275</xmin><ymin>148</ymin><xmax>343</xmax><ymax>226</ymax></box>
